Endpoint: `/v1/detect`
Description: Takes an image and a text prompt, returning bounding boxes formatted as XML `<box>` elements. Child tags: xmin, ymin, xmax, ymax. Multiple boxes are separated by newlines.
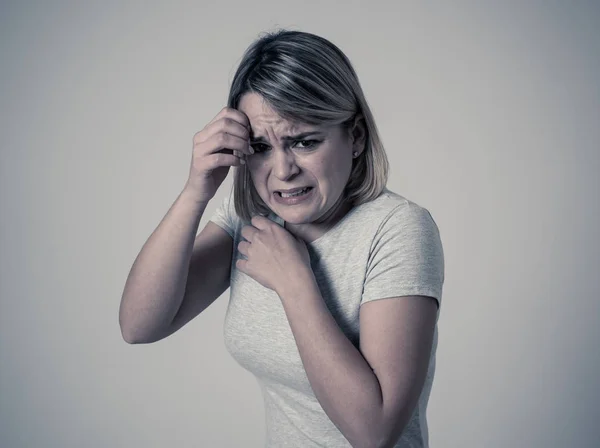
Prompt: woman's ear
<box><xmin>349</xmin><ymin>114</ymin><xmax>366</xmax><ymax>152</ymax></box>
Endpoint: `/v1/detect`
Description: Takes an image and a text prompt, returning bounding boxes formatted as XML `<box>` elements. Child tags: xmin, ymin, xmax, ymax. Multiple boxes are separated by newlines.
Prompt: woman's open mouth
<box><xmin>274</xmin><ymin>187</ymin><xmax>314</xmax><ymax>204</ymax></box>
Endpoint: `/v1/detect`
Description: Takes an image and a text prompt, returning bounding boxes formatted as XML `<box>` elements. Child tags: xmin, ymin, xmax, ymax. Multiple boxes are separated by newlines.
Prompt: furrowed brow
<box><xmin>249</xmin><ymin>131</ymin><xmax>323</xmax><ymax>143</ymax></box>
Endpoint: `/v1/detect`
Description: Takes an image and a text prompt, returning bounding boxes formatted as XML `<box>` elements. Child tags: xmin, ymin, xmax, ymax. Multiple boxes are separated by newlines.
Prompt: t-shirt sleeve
<box><xmin>361</xmin><ymin>203</ymin><xmax>445</xmax><ymax>309</ymax></box>
<box><xmin>207</xmin><ymin>188</ymin><xmax>236</xmax><ymax>239</ymax></box>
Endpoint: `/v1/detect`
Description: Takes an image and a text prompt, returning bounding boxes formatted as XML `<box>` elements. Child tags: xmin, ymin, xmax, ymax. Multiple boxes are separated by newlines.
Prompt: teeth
<box><xmin>280</xmin><ymin>187</ymin><xmax>310</xmax><ymax>198</ymax></box>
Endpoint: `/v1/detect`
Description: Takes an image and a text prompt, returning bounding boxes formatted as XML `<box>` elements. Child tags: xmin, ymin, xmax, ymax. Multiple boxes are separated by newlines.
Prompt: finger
<box><xmin>199</xmin><ymin>122</ymin><xmax>251</xmax><ymax>157</ymax></box>
<box><xmin>227</xmin><ymin>107</ymin><xmax>251</xmax><ymax>130</ymax></box>
<box><xmin>209</xmin><ymin>132</ymin><xmax>251</xmax><ymax>156</ymax></box>
<box><xmin>233</xmin><ymin>149</ymin><xmax>248</xmax><ymax>164</ymax></box>
<box><xmin>196</xmin><ymin>118</ymin><xmax>245</xmax><ymax>145</ymax></box>
<box><xmin>206</xmin><ymin>151</ymin><xmax>244</xmax><ymax>168</ymax></box>
<box><xmin>250</xmin><ymin>215</ymin><xmax>270</xmax><ymax>229</ymax></box>
<box><xmin>209</xmin><ymin>107</ymin><xmax>251</xmax><ymax>130</ymax></box>
<box><xmin>237</xmin><ymin>240</ymin><xmax>250</xmax><ymax>256</ymax></box>
<box><xmin>215</xmin><ymin>117</ymin><xmax>251</xmax><ymax>142</ymax></box>
<box><xmin>216</xmin><ymin>129</ymin><xmax>253</xmax><ymax>157</ymax></box>
<box><xmin>208</xmin><ymin>106</ymin><xmax>230</xmax><ymax>125</ymax></box>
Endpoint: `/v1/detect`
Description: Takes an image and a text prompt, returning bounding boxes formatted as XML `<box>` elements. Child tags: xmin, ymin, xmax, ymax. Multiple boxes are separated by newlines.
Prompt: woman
<box><xmin>119</xmin><ymin>29</ymin><xmax>444</xmax><ymax>448</ymax></box>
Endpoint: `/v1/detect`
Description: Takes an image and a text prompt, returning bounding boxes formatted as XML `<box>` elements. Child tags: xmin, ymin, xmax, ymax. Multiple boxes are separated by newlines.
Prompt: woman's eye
<box><xmin>250</xmin><ymin>143</ymin><xmax>269</xmax><ymax>153</ymax></box>
<box><xmin>294</xmin><ymin>140</ymin><xmax>319</xmax><ymax>149</ymax></box>
<box><xmin>250</xmin><ymin>140</ymin><xmax>320</xmax><ymax>153</ymax></box>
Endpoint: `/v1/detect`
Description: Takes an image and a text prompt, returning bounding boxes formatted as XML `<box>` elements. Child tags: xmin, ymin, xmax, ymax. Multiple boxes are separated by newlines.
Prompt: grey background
<box><xmin>1</xmin><ymin>1</ymin><xmax>599</xmax><ymax>447</ymax></box>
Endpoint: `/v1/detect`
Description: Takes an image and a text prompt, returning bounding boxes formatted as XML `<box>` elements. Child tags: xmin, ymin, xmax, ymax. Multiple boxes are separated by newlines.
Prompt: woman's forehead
<box><xmin>239</xmin><ymin>92</ymin><xmax>335</xmax><ymax>138</ymax></box>
<box><xmin>249</xmin><ymin>117</ymin><xmax>312</xmax><ymax>134</ymax></box>
<box><xmin>246</xmin><ymin>111</ymin><xmax>319</xmax><ymax>137</ymax></box>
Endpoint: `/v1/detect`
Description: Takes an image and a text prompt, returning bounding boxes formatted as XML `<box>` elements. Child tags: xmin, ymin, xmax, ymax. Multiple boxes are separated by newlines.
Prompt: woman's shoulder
<box><xmin>346</xmin><ymin>188</ymin><xmax>441</xmax><ymax>242</ymax></box>
<box><xmin>354</xmin><ymin>187</ymin><xmax>430</xmax><ymax>219</ymax></box>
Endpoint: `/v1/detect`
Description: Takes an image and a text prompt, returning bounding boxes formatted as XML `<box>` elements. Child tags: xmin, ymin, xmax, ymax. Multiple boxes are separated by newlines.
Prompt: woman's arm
<box><xmin>119</xmin><ymin>186</ymin><xmax>209</xmax><ymax>344</ymax></box>
<box><xmin>277</xmin><ymin>270</ymin><xmax>437</xmax><ymax>448</ymax></box>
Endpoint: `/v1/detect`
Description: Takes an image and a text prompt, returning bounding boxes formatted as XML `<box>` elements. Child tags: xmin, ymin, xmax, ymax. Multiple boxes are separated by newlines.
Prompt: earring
<box><xmin>353</xmin><ymin>151</ymin><xmax>359</xmax><ymax>158</ymax></box>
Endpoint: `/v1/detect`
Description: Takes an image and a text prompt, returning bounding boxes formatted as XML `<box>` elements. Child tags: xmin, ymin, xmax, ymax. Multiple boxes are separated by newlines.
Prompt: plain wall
<box><xmin>1</xmin><ymin>1</ymin><xmax>599</xmax><ymax>447</ymax></box>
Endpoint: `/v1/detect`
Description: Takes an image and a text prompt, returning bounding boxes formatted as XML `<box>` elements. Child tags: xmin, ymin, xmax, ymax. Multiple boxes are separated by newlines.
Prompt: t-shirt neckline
<box><xmin>272</xmin><ymin>205</ymin><xmax>360</xmax><ymax>246</ymax></box>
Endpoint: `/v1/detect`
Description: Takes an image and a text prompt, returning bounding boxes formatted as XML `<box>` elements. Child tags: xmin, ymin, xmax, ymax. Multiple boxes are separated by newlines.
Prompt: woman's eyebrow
<box><xmin>249</xmin><ymin>131</ymin><xmax>324</xmax><ymax>143</ymax></box>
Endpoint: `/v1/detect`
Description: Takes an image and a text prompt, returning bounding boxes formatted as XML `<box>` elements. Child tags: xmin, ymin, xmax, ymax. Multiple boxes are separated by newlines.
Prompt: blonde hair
<box><xmin>227</xmin><ymin>29</ymin><xmax>389</xmax><ymax>223</ymax></box>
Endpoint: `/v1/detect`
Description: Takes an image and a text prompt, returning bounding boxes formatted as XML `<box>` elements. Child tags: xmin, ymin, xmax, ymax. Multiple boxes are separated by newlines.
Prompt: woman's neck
<box><xmin>284</xmin><ymin>194</ymin><xmax>353</xmax><ymax>243</ymax></box>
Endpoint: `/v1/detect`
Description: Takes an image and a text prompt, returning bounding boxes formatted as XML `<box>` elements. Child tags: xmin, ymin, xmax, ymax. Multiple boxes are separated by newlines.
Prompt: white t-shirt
<box><xmin>209</xmin><ymin>186</ymin><xmax>445</xmax><ymax>447</ymax></box>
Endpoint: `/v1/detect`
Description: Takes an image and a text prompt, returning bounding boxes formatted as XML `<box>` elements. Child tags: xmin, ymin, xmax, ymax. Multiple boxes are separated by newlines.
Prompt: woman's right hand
<box><xmin>184</xmin><ymin>107</ymin><xmax>254</xmax><ymax>204</ymax></box>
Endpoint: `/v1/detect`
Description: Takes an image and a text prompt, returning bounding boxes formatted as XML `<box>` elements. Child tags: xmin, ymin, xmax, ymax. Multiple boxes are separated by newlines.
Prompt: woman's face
<box><xmin>238</xmin><ymin>92</ymin><xmax>363</xmax><ymax>227</ymax></box>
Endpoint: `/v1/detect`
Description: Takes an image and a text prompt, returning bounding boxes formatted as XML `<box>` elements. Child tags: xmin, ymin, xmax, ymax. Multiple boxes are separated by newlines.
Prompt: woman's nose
<box><xmin>272</xmin><ymin>148</ymin><xmax>300</xmax><ymax>179</ymax></box>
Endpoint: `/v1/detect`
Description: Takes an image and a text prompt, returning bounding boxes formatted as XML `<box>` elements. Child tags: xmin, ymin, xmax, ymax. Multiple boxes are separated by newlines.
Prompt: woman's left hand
<box><xmin>236</xmin><ymin>215</ymin><xmax>312</xmax><ymax>294</ymax></box>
